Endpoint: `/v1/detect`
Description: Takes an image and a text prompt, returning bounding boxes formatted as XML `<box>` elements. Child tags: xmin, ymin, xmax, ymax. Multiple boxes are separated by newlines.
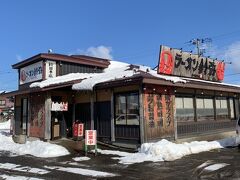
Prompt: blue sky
<box><xmin>1</xmin><ymin>0</ymin><xmax>240</xmax><ymax>91</ymax></box>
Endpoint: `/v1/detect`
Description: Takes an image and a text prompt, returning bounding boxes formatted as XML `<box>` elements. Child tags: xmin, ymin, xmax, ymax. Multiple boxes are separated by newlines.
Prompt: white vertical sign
<box><xmin>85</xmin><ymin>130</ymin><xmax>97</xmax><ymax>145</ymax></box>
<box><xmin>45</xmin><ymin>60</ymin><xmax>56</xmax><ymax>79</ymax></box>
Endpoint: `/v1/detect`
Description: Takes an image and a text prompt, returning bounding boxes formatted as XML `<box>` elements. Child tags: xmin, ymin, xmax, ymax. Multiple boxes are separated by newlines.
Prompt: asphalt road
<box><xmin>0</xmin><ymin>147</ymin><xmax>240</xmax><ymax>180</ymax></box>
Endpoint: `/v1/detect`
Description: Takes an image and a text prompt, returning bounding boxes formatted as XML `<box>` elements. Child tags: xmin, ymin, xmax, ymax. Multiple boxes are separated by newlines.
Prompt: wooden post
<box><xmin>44</xmin><ymin>92</ymin><xmax>51</xmax><ymax>140</ymax></box>
<box><xmin>193</xmin><ymin>89</ymin><xmax>197</xmax><ymax>122</ymax></box>
<box><xmin>90</xmin><ymin>92</ymin><xmax>94</xmax><ymax>130</ymax></box>
<box><xmin>213</xmin><ymin>92</ymin><xmax>217</xmax><ymax>120</ymax></box>
<box><xmin>227</xmin><ymin>94</ymin><xmax>231</xmax><ymax>120</ymax></box>
<box><xmin>173</xmin><ymin>94</ymin><xmax>178</xmax><ymax>140</ymax></box>
<box><xmin>27</xmin><ymin>95</ymin><xmax>30</xmax><ymax>137</ymax></box>
<box><xmin>139</xmin><ymin>87</ymin><xmax>145</xmax><ymax>144</ymax></box>
<box><xmin>234</xmin><ymin>97</ymin><xmax>239</xmax><ymax>120</ymax></box>
<box><xmin>110</xmin><ymin>89</ymin><xmax>115</xmax><ymax>142</ymax></box>
<box><xmin>72</xmin><ymin>94</ymin><xmax>76</xmax><ymax>124</ymax></box>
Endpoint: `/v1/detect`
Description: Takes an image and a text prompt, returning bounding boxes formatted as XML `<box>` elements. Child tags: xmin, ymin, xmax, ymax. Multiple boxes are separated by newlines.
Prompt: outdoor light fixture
<box><xmin>201</xmin><ymin>91</ymin><xmax>204</xmax><ymax>95</ymax></box>
<box><xmin>153</xmin><ymin>88</ymin><xmax>156</xmax><ymax>91</ymax></box>
<box><xmin>143</xmin><ymin>87</ymin><xmax>146</xmax><ymax>91</ymax></box>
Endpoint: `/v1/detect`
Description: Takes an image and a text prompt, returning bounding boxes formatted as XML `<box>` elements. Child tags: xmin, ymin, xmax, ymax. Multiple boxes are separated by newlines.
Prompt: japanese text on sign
<box><xmin>158</xmin><ymin>45</ymin><xmax>225</xmax><ymax>82</ymax></box>
<box><xmin>85</xmin><ymin>130</ymin><xmax>97</xmax><ymax>145</ymax></box>
<box><xmin>73</xmin><ymin>123</ymin><xmax>84</xmax><ymax>137</ymax></box>
<box><xmin>51</xmin><ymin>102</ymin><xmax>68</xmax><ymax>111</ymax></box>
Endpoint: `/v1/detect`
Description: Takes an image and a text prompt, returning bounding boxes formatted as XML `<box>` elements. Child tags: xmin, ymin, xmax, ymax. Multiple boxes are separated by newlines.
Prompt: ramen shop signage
<box><xmin>20</xmin><ymin>61</ymin><xmax>43</xmax><ymax>84</ymax></box>
<box><xmin>158</xmin><ymin>45</ymin><xmax>225</xmax><ymax>82</ymax></box>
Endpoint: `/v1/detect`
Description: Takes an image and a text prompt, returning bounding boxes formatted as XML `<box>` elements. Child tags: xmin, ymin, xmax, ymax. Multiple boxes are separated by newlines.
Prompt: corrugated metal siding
<box><xmin>75</xmin><ymin>103</ymin><xmax>91</xmax><ymax>130</ymax></box>
<box><xmin>115</xmin><ymin>125</ymin><xmax>140</xmax><ymax>140</ymax></box>
<box><xmin>60</xmin><ymin>62</ymin><xmax>102</xmax><ymax>75</ymax></box>
<box><xmin>177</xmin><ymin>120</ymin><xmax>236</xmax><ymax>137</ymax></box>
<box><xmin>95</xmin><ymin>101</ymin><xmax>111</xmax><ymax>138</ymax></box>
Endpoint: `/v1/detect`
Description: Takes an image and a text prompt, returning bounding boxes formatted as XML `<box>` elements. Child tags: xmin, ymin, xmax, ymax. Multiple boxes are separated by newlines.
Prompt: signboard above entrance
<box><xmin>157</xmin><ymin>45</ymin><xmax>225</xmax><ymax>82</ymax></box>
<box><xmin>20</xmin><ymin>61</ymin><xmax>43</xmax><ymax>85</ymax></box>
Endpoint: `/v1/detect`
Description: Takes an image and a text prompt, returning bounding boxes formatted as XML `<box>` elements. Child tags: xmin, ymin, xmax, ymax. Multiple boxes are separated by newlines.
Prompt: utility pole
<box><xmin>189</xmin><ymin>38</ymin><xmax>212</xmax><ymax>56</ymax></box>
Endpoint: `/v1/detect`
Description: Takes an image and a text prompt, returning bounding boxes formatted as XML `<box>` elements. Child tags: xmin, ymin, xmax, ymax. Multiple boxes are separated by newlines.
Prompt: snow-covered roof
<box><xmin>183</xmin><ymin>76</ymin><xmax>240</xmax><ymax>88</ymax></box>
<box><xmin>30</xmin><ymin>59</ymin><xmax>240</xmax><ymax>91</ymax></box>
<box><xmin>30</xmin><ymin>60</ymin><xmax>186</xmax><ymax>90</ymax></box>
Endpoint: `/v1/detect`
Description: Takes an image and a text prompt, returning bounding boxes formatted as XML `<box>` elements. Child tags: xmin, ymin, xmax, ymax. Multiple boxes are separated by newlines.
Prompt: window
<box><xmin>216</xmin><ymin>97</ymin><xmax>228</xmax><ymax>119</ymax></box>
<box><xmin>115</xmin><ymin>92</ymin><xmax>139</xmax><ymax>125</ymax></box>
<box><xmin>196</xmin><ymin>98</ymin><xmax>214</xmax><ymax>121</ymax></box>
<box><xmin>0</xmin><ymin>100</ymin><xmax>6</xmax><ymax>106</ymax></box>
<box><xmin>175</xmin><ymin>97</ymin><xmax>194</xmax><ymax>122</ymax></box>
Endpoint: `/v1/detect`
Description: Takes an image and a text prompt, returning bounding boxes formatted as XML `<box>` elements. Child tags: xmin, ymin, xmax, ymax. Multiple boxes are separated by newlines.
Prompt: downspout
<box><xmin>90</xmin><ymin>88</ymin><xmax>94</xmax><ymax>130</ymax></box>
<box><xmin>139</xmin><ymin>82</ymin><xmax>145</xmax><ymax>144</ymax></box>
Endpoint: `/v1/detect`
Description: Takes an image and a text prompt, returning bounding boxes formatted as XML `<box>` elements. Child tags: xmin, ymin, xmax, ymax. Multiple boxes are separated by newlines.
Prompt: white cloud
<box><xmin>203</xmin><ymin>41</ymin><xmax>240</xmax><ymax>72</ymax></box>
<box><xmin>16</xmin><ymin>55</ymin><xmax>23</xmax><ymax>62</ymax></box>
<box><xmin>85</xmin><ymin>46</ymin><xmax>113</xmax><ymax>59</ymax></box>
<box><xmin>70</xmin><ymin>46</ymin><xmax>113</xmax><ymax>60</ymax></box>
<box><xmin>224</xmin><ymin>41</ymin><xmax>240</xmax><ymax>72</ymax></box>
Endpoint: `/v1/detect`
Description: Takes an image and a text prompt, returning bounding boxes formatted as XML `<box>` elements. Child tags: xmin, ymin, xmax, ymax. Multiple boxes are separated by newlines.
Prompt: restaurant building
<box><xmin>7</xmin><ymin>46</ymin><xmax>240</xmax><ymax>145</ymax></box>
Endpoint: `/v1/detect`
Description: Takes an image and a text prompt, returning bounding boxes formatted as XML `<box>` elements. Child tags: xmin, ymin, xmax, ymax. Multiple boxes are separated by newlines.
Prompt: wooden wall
<box><xmin>143</xmin><ymin>86</ymin><xmax>175</xmax><ymax>141</ymax></box>
<box><xmin>29</xmin><ymin>92</ymin><xmax>46</xmax><ymax>138</ymax></box>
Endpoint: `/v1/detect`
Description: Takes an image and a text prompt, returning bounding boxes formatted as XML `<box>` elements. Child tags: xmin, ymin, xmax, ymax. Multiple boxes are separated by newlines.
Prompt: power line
<box><xmin>224</xmin><ymin>72</ymin><xmax>240</xmax><ymax>77</ymax></box>
<box><xmin>211</xmin><ymin>29</ymin><xmax>240</xmax><ymax>40</ymax></box>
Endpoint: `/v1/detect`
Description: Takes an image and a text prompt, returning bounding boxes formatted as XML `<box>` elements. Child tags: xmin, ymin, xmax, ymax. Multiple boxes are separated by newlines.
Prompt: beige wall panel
<box><xmin>75</xmin><ymin>91</ymin><xmax>91</xmax><ymax>103</ymax></box>
<box><xmin>96</xmin><ymin>89</ymin><xmax>111</xmax><ymax>102</ymax></box>
<box><xmin>113</xmin><ymin>85</ymin><xmax>139</xmax><ymax>93</ymax></box>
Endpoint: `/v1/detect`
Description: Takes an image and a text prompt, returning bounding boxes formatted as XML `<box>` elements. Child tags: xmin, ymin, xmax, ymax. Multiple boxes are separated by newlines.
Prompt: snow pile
<box><xmin>0</xmin><ymin>120</ymin><xmax>69</xmax><ymax>158</ymax></box>
<box><xmin>98</xmin><ymin>137</ymin><xmax>239</xmax><ymax>165</ymax></box>
<box><xmin>0</xmin><ymin>119</ymin><xmax>10</xmax><ymax>130</ymax></box>
<box><xmin>30</xmin><ymin>60</ymin><xmax>186</xmax><ymax>90</ymax></box>
<box><xmin>0</xmin><ymin>134</ymin><xmax>70</xmax><ymax>158</ymax></box>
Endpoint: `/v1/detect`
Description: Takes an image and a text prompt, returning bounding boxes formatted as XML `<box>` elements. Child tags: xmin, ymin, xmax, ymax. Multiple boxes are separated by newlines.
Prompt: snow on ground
<box><xmin>0</xmin><ymin>134</ymin><xmax>69</xmax><ymax>158</ymax></box>
<box><xmin>0</xmin><ymin>120</ymin><xmax>69</xmax><ymax>158</ymax></box>
<box><xmin>0</xmin><ymin>174</ymin><xmax>43</xmax><ymax>180</ymax></box>
<box><xmin>0</xmin><ymin>163</ymin><xmax>50</xmax><ymax>175</ymax></box>
<box><xmin>96</xmin><ymin>149</ymin><xmax>133</xmax><ymax>157</ymax></box>
<box><xmin>72</xmin><ymin>157</ymin><xmax>90</xmax><ymax>162</ymax></box>
<box><xmin>196</xmin><ymin>160</ymin><xmax>214</xmax><ymax>169</ymax></box>
<box><xmin>97</xmin><ymin>137</ymin><xmax>239</xmax><ymax>165</ymax></box>
<box><xmin>0</xmin><ymin>120</ymin><xmax>10</xmax><ymax>130</ymax></box>
<box><xmin>203</xmin><ymin>163</ymin><xmax>229</xmax><ymax>171</ymax></box>
<box><xmin>45</xmin><ymin>166</ymin><xmax>117</xmax><ymax>177</ymax></box>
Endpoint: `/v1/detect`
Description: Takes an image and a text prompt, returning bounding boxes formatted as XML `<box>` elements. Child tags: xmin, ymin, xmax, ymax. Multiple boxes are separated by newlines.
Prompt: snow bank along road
<box><xmin>0</xmin><ymin>120</ymin><xmax>240</xmax><ymax>179</ymax></box>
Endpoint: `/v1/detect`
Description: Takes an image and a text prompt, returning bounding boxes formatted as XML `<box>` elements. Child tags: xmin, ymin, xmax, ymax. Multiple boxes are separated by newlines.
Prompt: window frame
<box><xmin>175</xmin><ymin>95</ymin><xmax>195</xmax><ymax>122</ymax></box>
<box><xmin>114</xmin><ymin>91</ymin><xmax>140</xmax><ymax>126</ymax></box>
<box><xmin>196</xmin><ymin>96</ymin><xmax>215</xmax><ymax>121</ymax></box>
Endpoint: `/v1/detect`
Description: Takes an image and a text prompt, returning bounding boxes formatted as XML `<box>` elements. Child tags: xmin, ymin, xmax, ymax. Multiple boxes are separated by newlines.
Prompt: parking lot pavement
<box><xmin>0</xmin><ymin>147</ymin><xmax>240</xmax><ymax>180</ymax></box>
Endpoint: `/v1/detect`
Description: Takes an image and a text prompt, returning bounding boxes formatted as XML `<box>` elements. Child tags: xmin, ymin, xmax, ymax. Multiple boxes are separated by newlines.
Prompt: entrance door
<box><xmin>21</xmin><ymin>98</ymin><xmax>28</xmax><ymax>135</ymax></box>
<box><xmin>63</xmin><ymin>104</ymin><xmax>73</xmax><ymax>138</ymax></box>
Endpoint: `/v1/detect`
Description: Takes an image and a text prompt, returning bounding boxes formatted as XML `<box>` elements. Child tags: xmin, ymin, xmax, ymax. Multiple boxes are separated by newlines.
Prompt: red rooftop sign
<box><xmin>157</xmin><ymin>45</ymin><xmax>225</xmax><ymax>82</ymax></box>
